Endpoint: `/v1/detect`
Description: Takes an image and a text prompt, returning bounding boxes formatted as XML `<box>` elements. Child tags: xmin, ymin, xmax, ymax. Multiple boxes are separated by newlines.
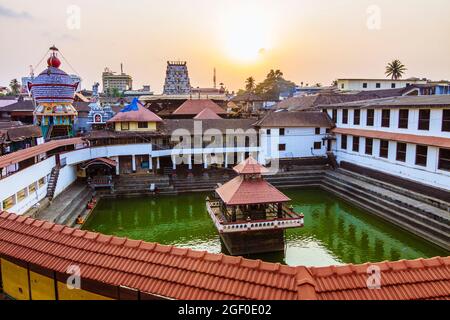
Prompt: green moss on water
<box><xmin>83</xmin><ymin>189</ymin><xmax>448</xmax><ymax>267</ymax></box>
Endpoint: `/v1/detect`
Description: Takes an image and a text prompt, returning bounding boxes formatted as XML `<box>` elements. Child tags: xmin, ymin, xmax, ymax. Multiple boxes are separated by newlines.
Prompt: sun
<box><xmin>219</xmin><ymin>6</ymin><xmax>273</xmax><ymax>63</ymax></box>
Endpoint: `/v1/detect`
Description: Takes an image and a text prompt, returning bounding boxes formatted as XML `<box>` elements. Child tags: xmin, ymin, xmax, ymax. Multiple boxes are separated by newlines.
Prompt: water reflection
<box><xmin>83</xmin><ymin>189</ymin><xmax>448</xmax><ymax>267</ymax></box>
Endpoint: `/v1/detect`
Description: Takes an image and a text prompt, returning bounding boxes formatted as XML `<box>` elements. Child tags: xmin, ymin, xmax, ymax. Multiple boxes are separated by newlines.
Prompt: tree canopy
<box><xmin>385</xmin><ymin>60</ymin><xmax>407</xmax><ymax>80</ymax></box>
<box><xmin>240</xmin><ymin>70</ymin><xmax>296</xmax><ymax>101</ymax></box>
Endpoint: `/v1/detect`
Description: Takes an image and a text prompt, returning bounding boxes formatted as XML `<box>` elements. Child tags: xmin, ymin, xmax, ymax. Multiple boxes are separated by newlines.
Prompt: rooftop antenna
<box><xmin>213</xmin><ymin>68</ymin><xmax>216</xmax><ymax>89</ymax></box>
<box><xmin>121</xmin><ymin>63</ymin><xmax>123</xmax><ymax>74</ymax></box>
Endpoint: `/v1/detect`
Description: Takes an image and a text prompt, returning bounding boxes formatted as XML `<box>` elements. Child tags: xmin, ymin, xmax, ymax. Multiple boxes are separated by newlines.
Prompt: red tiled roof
<box><xmin>193</xmin><ymin>108</ymin><xmax>222</xmax><ymax>120</ymax></box>
<box><xmin>0</xmin><ymin>212</ymin><xmax>302</xmax><ymax>300</ymax></box>
<box><xmin>216</xmin><ymin>176</ymin><xmax>290</xmax><ymax>205</ymax></box>
<box><xmin>108</xmin><ymin>105</ymin><xmax>162</xmax><ymax>123</ymax></box>
<box><xmin>310</xmin><ymin>258</ymin><xmax>450</xmax><ymax>300</ymax></box>
<box><xmin>333</xmin><ymin>128</ymin><xmax>450</xmax><ymax>149</ymax></box>
<box><xmin>80</xmin><ymin>157</ymin><xmax>117</xmax><ymax>169</ymax></box>
<box><xmin>0</xmin><ymin>212</ymin><xmax>448</xmax><ymax>300</ymax></box>
<box><xmin>0</xmin><ymin>137</ymin><xmax>84</xmax><ymax>168</ymax></box>
<box><xmin>233</xmin><ymin>155</ymin><xmax>269</xmax><ymax>174</ymax></box>
<box><xmin>172</xmin><ymin>99</ymin><xmax>226</xmax><ymax>116</ymax></box>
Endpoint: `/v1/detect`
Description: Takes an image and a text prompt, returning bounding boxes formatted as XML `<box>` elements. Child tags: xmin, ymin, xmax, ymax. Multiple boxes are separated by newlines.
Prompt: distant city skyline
<box><xmin>0</xmin><ymin>0</ymin><xmax>449</xmax><ymax>93</ymax></box>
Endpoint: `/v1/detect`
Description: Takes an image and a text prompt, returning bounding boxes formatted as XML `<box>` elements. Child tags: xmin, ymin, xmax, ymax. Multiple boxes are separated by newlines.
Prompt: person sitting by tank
<box><xmin>76</xmin><ymin>215</ymin><xmax>84</xmax><ymax>225</ymax></box>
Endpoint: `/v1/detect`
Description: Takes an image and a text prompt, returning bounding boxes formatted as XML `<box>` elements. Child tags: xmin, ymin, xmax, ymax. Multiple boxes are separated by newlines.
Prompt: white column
<box><xmin>224</xmin><ymin>152</ymin><xmax>228</xmax><ymax>167</ymax></box>
<box><xmin>115</xmin><ymin>157</ymin><xmax>120</xmax><ymax>175</ymax></box>
<box><xmin>172</xmin><ymin>155</ymin><xmax>177</xmax><ymax>170</ymax></box>
<box><xmin>240</xmin><ymin>152</ymin><xmax>245</xmax><ymax>162</ymax></box>
<box><xmin>203</xmin><ymin>154</ymin><xmax>208</xmax><ymax>169</ymax></box>
<box><xmin>149</xmin><ymin>155</ymin><xmax>153</xmax><ymax>170</ymax></box>
<box><xmin>156</xmin><ymin>157</ymin><xmax>160</xmax><ymax>170</ymax></box>
<box><xmin>188</xmin><ymin>154</ymin><xmax>192</xmax><ymax>170</ymax></box>
<box><xmin>132</xmin><ymin>155</ymin><xmax>136</xmax><ymax>172</ymax></box>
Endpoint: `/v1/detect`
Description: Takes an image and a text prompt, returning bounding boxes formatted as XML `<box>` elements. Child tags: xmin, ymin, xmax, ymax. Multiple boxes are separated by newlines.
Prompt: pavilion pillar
<box><xmin>277</xmin><ymin>203</ymin><xmax>283</xmax><ymax>218</ymax></box>
<box><xmin>156</xmin><ymin>157</ymin><xmax>160</xmax><ymax>170</ymax></box>
<box><xmin>132</xmin><ymin>155</ymin><xmax>136</xmax><ymax>173</ymax></box>
<box><xmin>149</xmin><ymin>155</ymin><xmax>153</xmax><ymax>170</ymax></box>
<box><xmin>224</xmin><ymin>152</ymin><xmax>228</xmax><ymax>168</ymax></box>
<box><xmin>240</xmin><ymin>152</ymin><xmax>245</xmax><ymax>163</ymax></box>
<box><xmin>232</xmin><ymin>206</ymin><xmax>236</xmax><ymax>222</ymax></box>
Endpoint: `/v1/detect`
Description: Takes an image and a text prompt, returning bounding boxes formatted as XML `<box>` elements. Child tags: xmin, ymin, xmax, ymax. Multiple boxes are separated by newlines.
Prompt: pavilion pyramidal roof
<box><xmin>216</xmin><ymin>156</ymin><xmax>290</xmax><ymax>206</ymax></box>
<box><xmin>216</xmin><ymin>175</ymin><xmax>291</xmax><ymax>205</ymax></box>
<box><xmin>233</xmin><ymin>155</ymin><xmax>269</xmax><ymax>175</ymax></box>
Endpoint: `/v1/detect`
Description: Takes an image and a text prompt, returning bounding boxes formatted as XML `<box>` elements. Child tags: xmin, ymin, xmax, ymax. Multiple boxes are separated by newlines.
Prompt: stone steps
<box><xmin>57</xmin><ymin>188</ymin><xmax>93</xmax><ymax>225</ymax></box>
<box><xmin>321</xmin><ymin>177</ymin><xmax>450</xmax><ymax>250</ymax></box>
<box><xmin>326</xmin><ymin>170</ymin><xmax>450</xmax><ymax>223</ymax></box>
<box><xmin>335</xmin><ymin>168</ymin><xmax>450</xmax><ymax>212</ymax></box>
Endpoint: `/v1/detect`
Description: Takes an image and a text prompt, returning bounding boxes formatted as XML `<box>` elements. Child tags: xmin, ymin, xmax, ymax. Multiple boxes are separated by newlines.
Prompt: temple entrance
<box><xmin>119</xmin><ymin>156</ymin><xmax>132</xmax><ymax>174</ymax></box>
<box><xmin>79</xmin><ymin>158</ymin><xmax>117</xmax><ymax>189</ymax></box>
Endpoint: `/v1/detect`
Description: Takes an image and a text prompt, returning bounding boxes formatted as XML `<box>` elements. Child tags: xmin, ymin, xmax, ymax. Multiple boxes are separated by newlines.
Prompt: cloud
<box><xmin>0</xmin><ymin>4</ymin><xmax>32</xmax><ymax>19</ymax></box>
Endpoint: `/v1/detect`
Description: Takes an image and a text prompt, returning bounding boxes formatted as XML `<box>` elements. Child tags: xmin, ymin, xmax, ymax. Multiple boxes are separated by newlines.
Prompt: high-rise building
<box><xmin>102</xmin><ymin>64</ymin><xmax>133</xmax><ymax>94</ymax></box>
<box><xmin>163</xmin><ymin>61</ymin><xmax>191</xmax><ymax>95</ymax></box>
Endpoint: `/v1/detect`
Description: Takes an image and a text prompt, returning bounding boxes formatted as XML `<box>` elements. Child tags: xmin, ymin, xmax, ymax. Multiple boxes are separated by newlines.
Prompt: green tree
<box><xmin>254</xmin><ymin>69</ymin><xmax>296</xmax><ymax>100</ymax></box>
<box><xmin>245</xmin><ymin>77</ymin><xmax>256</xmax><ymax>93</ymax></box>
<box><xmin>385</xmin><ymin>60</ymin><xmax>407</xmax><ymax>80</ymax></box>
<box><xmin>9</xmin><ymin>79</ymin><xmax>20</xmax><ymax>95</ymax></box>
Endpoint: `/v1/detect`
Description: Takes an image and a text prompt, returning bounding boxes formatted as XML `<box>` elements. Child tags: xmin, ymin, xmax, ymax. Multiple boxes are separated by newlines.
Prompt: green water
<box><xmin>83</xmin><ymin>189</ymin><xmax>448</xmax><ymax>267</ymax></box>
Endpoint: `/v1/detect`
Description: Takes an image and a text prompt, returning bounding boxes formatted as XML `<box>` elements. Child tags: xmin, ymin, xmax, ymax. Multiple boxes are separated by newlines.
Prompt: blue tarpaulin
<box><xmin>120</xmin><ymin>98</ymin><xmax>140</xmax><ymax>112</ymax></box>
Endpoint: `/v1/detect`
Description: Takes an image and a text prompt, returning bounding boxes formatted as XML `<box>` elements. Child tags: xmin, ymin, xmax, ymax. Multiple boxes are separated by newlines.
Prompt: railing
<box><xmin>206</xmin><ymin>201</ymin><xmax>304</xmax><ymax>234</ymax></box>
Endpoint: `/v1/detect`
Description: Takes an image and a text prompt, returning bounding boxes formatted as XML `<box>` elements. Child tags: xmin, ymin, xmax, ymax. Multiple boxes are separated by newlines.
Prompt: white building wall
<box><xmin>335</xmin><ymin>133</ymin><xmax>450</xmax><ymax>189</ymax></box>
<box><xmin>337</xmin><ymin>79</ymin><xmax>426</xmax><ymax>91</ymax></box>
<box><xmin>328</xmin><ymin>107</ymin><xmax>450</xmax><ymax>139</ymax></box>
<box><xmin>0</xmin><ymin>157</ymin><xmax>56</xmax><ymax>214</ymax></box>
<box><xmin>259</xmin><ymin>127</ymin><xmax>328</xmax><ymax>161</ymax></box>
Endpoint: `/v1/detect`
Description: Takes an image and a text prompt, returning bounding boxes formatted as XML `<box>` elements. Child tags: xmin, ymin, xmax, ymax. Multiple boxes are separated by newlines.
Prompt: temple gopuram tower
<box><xmin>28</xmin><ymin>46</ymin><xmax>78</xmax><ymax>139</ymax></box>
<box><xmin>163</xmin><ymin>61</ymin><xmax>191</xmax><ymax>95</ymax></box>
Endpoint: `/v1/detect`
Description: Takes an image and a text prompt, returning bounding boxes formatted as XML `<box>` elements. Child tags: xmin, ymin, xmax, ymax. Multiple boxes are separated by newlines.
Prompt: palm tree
<box><xmin>385</xmin><ymin>60</ymin><xmax>407</xmax><ymax>80</ymax></box>
<box><xmin>245</xmin><ymin>77</ymin><xmax>256</xmax><ymax>93</ymax></box>
<box><xmin>9</xmin><ymin>79</ymin><xmax>20</xmax><ymax>95</ymax></box>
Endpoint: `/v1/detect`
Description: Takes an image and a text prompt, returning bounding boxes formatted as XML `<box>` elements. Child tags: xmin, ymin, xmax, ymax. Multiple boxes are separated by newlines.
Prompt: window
<box><xmin>367</xmin><ymin>109</ymin><xmax>374</xmax><ymax>126</ymax></box>
<box><xmin>38</xmin><ymin>177</ymin><xmax>45</xmax><ymax>188</ymax></box>
<box><xmin>396</xmin><ymin>143</ymin><xmax>407</xmax><ymax>162</ymax></box>
<box><xmin>442</xmin><ymin>110</ymin><xmax>450</xmax><ymax>132</ymax></box>
<box><xmin>278</xmin><ymin>144</ymin><xmax>286</xmax><ymax>151</ymax></box>
<box><xmin>352</xmin><ymin>136</ymin><xmax>360</xmax><ymax>152</ymax></box>
<box><xmin>315</xmin><ymin>128</ymin><xmax>321</xmax><ymax>135</ymax></box>
<box><xmin>341</xmin><ymin>135</ymin><xmax>348</xmax><ymax>150</ymax></box>
<box><xmin>418</xmin><ymin>109</ymin><xmax>430</xmax><ymax>130</ymax></box>
<box><xmin>342</xmin><ymin>109</ymin><xmax>348</xmax><ymax>124</ymax></box>
<box><xmin>391</xmin><ymin>83</ymin><xmax>396</xmax><ymax>89</ymax></box>
<box><xmin>398</xmin><ymin>109</ymin><xmax>409</xmax><ymax>129</ymax></box>
<box><xmin>363</xmin><ymin>83</ymin><xmax>368</xmax><ymax>88</ymax></box>
<box><xmin>438</xmin><ymin>148</ymin><xmax>450</xmax><ymax>171</ymax></box>
<box><xmin>266</xmin><ymin>129</ymin><xmax>271</xmax><ymax>135</ymax></box>
<box><xmin>17</xmin><ymin>188</ymin><xmax>28</xmax><ymax>202</ymax></box>
<box><xmin>341</xmin><ymin>83</ymin><xmax>344</xmax><ymax>89</ymax></box>
<box><xmin>314</xmin><ymin>142</ymin><xmax>322</xmax><ymax>150</ymax></box>
<box><xmin>28</xmin><ymin>182</ymin><xmax>36</xmax><ymax>194</ymax></box>
<box><xmin>381</xmin><ymin>109</ymin><xmax>390</xmax><ymax>127</ymax></box>
<box><xmin>415</xmin><ymin>145</ymin><xmax>428</xmax><ymax>166</ymax></box>
<box><xmin>380</xmin><ymin>140</ymin><xmax>389</xmax><ymax>158</ymax></box>
<box><xmin>2</xmin><ymin>195</ymin><xmax>15</xmax><ymax>210</ymax></box>
<box><xmin>138</xmin><ymin>122</ymin><xmax>148</xmax><ymax>129</ymax></box>
<box><xmin>365</xmin><ymin>138</ymin><xmax>373</xmax><ymax>155</ymax></box>
<box><xmin>332</xmin><ymin>109</ymin><xmax>337</xmax><ymax>121</ymax></box>
<box><xmin>279</xmin><ymin>128</ymin><xmax>285</xmax><ymax>136</ymax></box>
<box><xmin>376</xmin><ymin>83</ymin><xmax>381</xmax><ymax>88</ymax></box>
<box><xmin>353</xmin><ymin>110</ymin><xmax>360</xmax><ymax>125</ymax></box>
<box><xmin>121</xmin><ymin>122</ymin><xmax>129</xmax><ymax>130</ymax></box>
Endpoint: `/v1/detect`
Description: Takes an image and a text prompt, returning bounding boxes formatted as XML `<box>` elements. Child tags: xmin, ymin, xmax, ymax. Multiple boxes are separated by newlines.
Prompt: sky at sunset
<box><xmin>1</xmin><ymin>0</ymin><xmax>449</xmax><ymax>93</ymax></box>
